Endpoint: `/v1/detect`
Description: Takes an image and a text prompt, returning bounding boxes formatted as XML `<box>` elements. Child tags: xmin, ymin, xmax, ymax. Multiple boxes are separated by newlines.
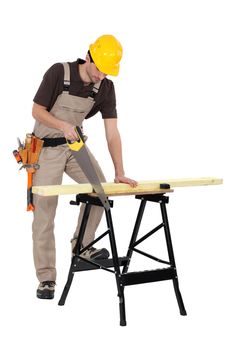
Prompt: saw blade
<box><xmin>67</xmin><ymin>127</ymin><xmax>110</xmax><ymax>211</ymax></box>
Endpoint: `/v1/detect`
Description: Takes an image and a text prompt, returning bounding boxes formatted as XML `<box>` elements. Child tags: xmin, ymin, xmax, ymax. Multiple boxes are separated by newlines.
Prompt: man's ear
<box><xmin>86</xmin><ymin>53</ymin><xmax>90</xmax><ymax>63</ymax></box>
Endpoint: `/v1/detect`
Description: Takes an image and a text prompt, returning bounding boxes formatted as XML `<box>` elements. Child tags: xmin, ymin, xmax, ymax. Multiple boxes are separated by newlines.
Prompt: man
<box><xmin>32</xmin><ymin>34</ymin><xmax>137</xmax><ymax>299</ymax></box>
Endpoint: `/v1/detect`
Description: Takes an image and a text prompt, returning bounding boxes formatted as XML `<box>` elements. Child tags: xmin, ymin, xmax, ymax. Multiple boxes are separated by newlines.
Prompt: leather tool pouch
<box><xmin>19</xmin><ymin>134</ymin><xmax>44</xmax><ymax>167</ymax></box>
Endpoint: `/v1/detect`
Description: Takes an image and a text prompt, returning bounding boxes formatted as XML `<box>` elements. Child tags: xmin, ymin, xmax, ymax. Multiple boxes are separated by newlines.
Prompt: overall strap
<box><xmin>88</xmin><ymin>81</ymin><xmax>101</xmax><ymax>101</ymax></box>
<box><xmin>62</xmin><ymin>62</ymin><xmax>71</xmax><ymax>93</ymax></box>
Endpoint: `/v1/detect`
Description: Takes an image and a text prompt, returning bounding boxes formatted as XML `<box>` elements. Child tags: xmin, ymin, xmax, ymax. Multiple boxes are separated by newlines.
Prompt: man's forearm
<box><xmin>107</xmin><ymin>131</ymin><xmax>125</xmax><ymax>177</ymax></box>
<box><xmin>104</xmin><ymin>118</ymin><xmax>137</xmax><ymax>187</ymax></box>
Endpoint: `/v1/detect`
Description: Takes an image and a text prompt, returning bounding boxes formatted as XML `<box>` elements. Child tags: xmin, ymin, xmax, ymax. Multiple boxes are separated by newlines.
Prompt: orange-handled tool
<box><xmin>13</xmin><ymin>150</ymin><xmax>22</xmax><ymax>164</ymax></box>
<box><xmin>27</xmin><ymin>169</ymin><xmax>35</xmax><ymax>211</ymax></box>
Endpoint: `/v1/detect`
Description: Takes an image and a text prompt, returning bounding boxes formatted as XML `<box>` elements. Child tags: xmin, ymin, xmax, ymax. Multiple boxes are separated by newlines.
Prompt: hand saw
<box><xmin>67</xmin><ymin>126</ymin><xmax>110</xmax><ymax>211</ymax></box>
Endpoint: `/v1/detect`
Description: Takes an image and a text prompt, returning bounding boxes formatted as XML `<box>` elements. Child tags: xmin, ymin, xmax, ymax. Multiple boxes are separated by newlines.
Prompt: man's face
<box><xmin>86</xmin><ymin>54</ymin><xmax>107</xmax><ymax>83</ymax></box>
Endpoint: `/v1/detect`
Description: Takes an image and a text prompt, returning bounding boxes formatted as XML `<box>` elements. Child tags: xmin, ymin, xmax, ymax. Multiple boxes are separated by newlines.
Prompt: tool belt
<box><xmin>42</xmin><ymin>126</ymin><xmax>87</xmax><ymax>146</ymax></box>
<box><xmin>42</xmin><ymin>137</ymin><xmax>66</xmax><ymax>147</ymax></box>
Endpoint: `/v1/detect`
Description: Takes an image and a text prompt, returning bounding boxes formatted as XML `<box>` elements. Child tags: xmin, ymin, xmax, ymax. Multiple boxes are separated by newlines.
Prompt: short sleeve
<box><xmin>33</xmin><ymin>63</ymin><xmax>64</xmax><ymax>110</ymax></box>
<box><xmin>100</xmin><ymin>82</ymin><xmax>117</xmax><ymax>119</ymax></box>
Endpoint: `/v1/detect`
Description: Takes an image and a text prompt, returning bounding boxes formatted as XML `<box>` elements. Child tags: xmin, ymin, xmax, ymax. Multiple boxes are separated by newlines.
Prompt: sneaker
<box><xmin>81</xmin><ymin>246</ymin><xmax>110</xmax><ymax>260</ymax></box>
<box><xmin>37</xmin><ymin>281</ymin><xmax>56</xmax><ymax>299</ymax></box>
<box><xmin>71</xmin><ymin>238</ymin><xmax>110</xmax><ymax>260</ymax></box>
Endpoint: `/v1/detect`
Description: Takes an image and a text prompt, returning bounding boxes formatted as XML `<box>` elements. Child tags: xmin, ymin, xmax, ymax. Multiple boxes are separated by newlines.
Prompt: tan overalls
<box><xmin>33</xmin><ymin>63</ymin><xmax>106</xmax><ymax>282</ymax></box>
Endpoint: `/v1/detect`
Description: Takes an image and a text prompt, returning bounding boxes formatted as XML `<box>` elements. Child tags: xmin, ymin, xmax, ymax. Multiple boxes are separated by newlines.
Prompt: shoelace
<box><xmin>88</xmin><ymin>247</ymin><xmax>96</xmax><ymax>253</ymax></box>
<box><xmin>83</xmin><ymin>247</ymin><xmax>96</xmax><ymax>255</ymax></box>
<box><xmin>41</xmin><ymin>281</ymin><xmax>55</xmax><ymax>288</ymax></box>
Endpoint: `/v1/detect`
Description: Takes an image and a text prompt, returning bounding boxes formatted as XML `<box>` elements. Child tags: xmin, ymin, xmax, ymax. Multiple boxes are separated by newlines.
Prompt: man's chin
<box><xmin>92</xmin><ymin>78</ymin><xmax>101</xmax><ymax>83</ymax></box>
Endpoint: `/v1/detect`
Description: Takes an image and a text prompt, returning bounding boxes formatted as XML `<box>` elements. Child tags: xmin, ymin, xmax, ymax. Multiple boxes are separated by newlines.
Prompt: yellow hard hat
<box><xmin>89</xmin><ymin>35</ymin><xmax>123</xmax><ymax>76</ymax></box>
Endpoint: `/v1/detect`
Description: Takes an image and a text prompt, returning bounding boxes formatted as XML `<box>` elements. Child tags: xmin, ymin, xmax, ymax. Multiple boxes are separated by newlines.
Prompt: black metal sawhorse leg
<box><xmin>121</xmin><ymin>194</ymin><xmax>187</xmax><ymax>316</ymax></box>
<box><xmin>160</xmin><ymin>197</ymin><xmax>186</xmax><ymax>315</ymax></box>
<box><xmin>58</xmin><ymin>201</ymin><xmax>92</xmax><ymax>306</ymax></box>
<box><xmin>58</xmin><ymin>194</ymin><xmax>127</xmax><ymax>325</ymax></box>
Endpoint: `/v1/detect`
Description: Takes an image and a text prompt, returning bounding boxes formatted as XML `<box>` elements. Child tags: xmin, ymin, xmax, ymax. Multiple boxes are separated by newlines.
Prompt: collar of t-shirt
<box><xmin>69</xmin><ymin>58</ymin><xmax>93</xmax><ymax>87</ymax></box>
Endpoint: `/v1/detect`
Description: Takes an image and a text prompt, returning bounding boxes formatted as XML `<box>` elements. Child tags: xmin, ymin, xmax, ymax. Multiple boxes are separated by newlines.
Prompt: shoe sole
<box><xmin>37</xmin><ymin>291</ymin><xmax>54</xmax><ymax>299</ymax></box>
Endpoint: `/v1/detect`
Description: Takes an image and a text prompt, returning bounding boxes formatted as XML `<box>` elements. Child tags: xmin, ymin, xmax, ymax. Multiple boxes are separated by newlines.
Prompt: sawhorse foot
<box><xmin>173</xmin><ymin>278</ymin><xmax>187</xmax><ymax>315</ymax></box>
<box><xmin>118</xmin><ymin>294</ymin><xmax>127</xmax><ymax>326</ymax></box>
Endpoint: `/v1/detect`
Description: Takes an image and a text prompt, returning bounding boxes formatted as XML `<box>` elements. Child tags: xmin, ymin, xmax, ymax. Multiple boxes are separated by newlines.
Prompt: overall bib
<box><xmin>33</xmin><ymin>63</ymin><xmax>106</xmax><ymax>282</ymax></box>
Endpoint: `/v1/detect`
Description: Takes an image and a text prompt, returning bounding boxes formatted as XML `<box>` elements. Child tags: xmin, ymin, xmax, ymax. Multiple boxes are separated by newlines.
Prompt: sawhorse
<box><xmin>58</xmin><ymin>191</ymin><xmax>187</xmax><ymax>326</ymax></box>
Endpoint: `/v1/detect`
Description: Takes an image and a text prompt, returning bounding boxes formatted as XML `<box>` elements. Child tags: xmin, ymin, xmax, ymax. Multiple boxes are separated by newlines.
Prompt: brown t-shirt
<box><xmin>33</xmin><ymin>59</ymin><xmax>117</xmax><ymax>119</ymax></box>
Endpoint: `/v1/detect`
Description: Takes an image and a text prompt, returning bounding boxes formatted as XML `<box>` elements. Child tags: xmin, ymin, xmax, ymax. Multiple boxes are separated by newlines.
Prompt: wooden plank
<box><xmin>32</xmin><ymin>177</ymin><xmax>223</xmax><ymax>196</ymax></box>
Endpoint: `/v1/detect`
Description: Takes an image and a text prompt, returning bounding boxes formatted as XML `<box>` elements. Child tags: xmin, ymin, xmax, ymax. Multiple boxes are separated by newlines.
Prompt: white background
<box><xmin>1</xmin><ymin>0</ymin><xmax>232</xmax><ymax>348</ymax></box>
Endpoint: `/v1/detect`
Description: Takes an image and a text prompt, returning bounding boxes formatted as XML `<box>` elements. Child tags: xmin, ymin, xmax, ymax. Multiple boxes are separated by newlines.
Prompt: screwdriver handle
<box><xmin>13</xmin><ymin>150</ymin><xmax>22</xmax><ymax>164</ymax></box>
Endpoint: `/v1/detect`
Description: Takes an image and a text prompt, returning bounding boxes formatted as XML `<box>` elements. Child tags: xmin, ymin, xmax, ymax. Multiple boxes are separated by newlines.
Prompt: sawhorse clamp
<box><xmin>58</xmin><ymin>192</ymin><xmax>187</xmax><ymax>326</ymax></box>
